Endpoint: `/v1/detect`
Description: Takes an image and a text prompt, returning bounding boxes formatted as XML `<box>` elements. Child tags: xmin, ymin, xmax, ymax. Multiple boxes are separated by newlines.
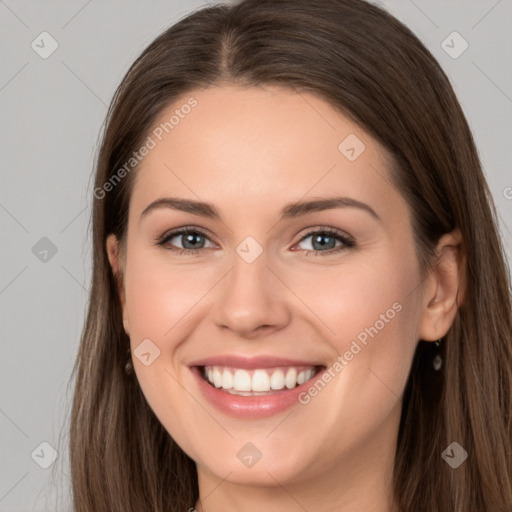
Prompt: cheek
<box><xmin>123</xmin><ymin>249</ymin><xmax>215</xmax><ymax>340</ymax></box>
<box><xmin>283</xmin><ymin>250</ymin><xmax>419</xmax><ymax>351</ymax></box>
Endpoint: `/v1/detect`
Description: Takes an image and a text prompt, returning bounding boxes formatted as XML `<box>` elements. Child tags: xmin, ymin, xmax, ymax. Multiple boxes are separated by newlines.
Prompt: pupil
<box><xmin>183</xmin><ymin>233</ymin><xmax>203</xmax><ymax>249</ymax></box>
<box><xmin>313</xmin><ymin>234</ymin><xmax>334</xmax><ymax>250</ymax></box>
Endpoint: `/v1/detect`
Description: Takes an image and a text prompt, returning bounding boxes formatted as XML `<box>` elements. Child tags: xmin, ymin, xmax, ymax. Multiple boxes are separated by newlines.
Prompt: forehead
<box><xmin>129</xmin><ymin>85</ymin><xmax>402</xmax><ymax>222</ymax></box>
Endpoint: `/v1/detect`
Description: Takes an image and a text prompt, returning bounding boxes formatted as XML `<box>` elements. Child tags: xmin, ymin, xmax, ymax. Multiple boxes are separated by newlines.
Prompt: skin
<box><xmin>106</xmin><ymin>85</ymin><xmax>465</xmax><ymax>512</ymax></box>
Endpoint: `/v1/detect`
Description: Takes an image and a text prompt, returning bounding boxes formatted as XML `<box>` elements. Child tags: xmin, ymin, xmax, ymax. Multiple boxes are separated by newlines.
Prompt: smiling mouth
<box><xmin>199</xmin><ymin>365</ymin><xmax>324</xmax><ymax>396</ymax></box>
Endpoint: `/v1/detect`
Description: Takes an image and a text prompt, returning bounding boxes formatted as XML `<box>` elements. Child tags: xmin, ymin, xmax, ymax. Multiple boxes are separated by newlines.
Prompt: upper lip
<box><xmin>188</xmin><ymin>355</ymin><xmax>325</xmax><ymax>369</ymax></box>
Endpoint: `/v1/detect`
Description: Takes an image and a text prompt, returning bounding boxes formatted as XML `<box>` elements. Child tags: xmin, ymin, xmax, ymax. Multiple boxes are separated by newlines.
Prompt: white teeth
<box><xmin>252</xmin><ymin>370</ymin><xmax>270</xmax><ymax>392</ymax></box>
<box><xmin>285</xmin><ymin>368</ymin><xmax>297</xmax><ymax>389</ymax></box>
<box><xmin>221</xmin><ymin>369</ymin><xmax>233</xmax><ymax>389</ymax></box>
<box><xmin>270</xmin><ymin>369</ymin><xmax>285</xmax><ymax>390</ymax></box>
<box><xmin>213</xmin><ymin>368</ymin><xmax>222</xmax><ymax>388</ymax></box>
<box><xmin>233</xmin><ymin>369</ymin><xmax>252</xmax><ymax>391</ymax></box>
<box><xmin>203</xmin><ymin>365</ymin><xmax>318</xmax><ymax>393</ymax></box>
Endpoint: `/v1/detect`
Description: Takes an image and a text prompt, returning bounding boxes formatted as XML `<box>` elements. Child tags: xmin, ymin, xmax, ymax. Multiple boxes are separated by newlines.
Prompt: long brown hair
<box><xmin>66</xmin><ymin>0</ymin><xmax>512</xmax><ymax>510</ymax></box>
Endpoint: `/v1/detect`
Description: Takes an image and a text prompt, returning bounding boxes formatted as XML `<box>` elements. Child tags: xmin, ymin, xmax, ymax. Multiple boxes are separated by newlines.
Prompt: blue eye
<box><xmin>295</xmin><ymin>229</ymin><xmax>355</xmax><ymax>256</ymax></box>
<box><xmin>156</xmin><ymin>227</ymin><xmax>214</xmax><ymax>256</ymax></box>
<box><xmin>156</xmin><ymin>226</ymin><xmax>355</xmax><ymax>256</ymax></box>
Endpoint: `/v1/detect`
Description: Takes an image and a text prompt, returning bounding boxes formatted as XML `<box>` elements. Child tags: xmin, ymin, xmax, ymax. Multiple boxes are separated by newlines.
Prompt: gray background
<box><xmin>1</xmin><ymin>1</ymin><xmax>511</xmax><ymax>510</ymax></box>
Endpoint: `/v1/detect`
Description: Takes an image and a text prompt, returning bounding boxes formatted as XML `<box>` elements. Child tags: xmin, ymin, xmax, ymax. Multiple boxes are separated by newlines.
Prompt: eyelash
<box><xmin>156</xmin><ymin>225</ymin><xmax>355</xmax><ymax>257</ymax></box>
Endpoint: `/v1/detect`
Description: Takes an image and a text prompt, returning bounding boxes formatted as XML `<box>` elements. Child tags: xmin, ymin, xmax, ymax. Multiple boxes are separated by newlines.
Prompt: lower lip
<box><xmin>190</xmin><ymin>366</ymin><xmax>324</xmax><ymax>419</ymax></box>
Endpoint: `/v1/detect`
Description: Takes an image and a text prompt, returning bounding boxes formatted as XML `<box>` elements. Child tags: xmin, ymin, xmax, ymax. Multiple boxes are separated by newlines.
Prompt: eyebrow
<box><xmin>139</xmin><ymin>196</ymin><xmax>381</xmax><ymax>223</ymax></box>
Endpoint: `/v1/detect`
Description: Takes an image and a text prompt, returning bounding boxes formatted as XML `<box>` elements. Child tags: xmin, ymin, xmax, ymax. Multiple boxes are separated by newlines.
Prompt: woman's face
<box><xmin>108</xmin><ymin>85</ymin><xmax>428</xmax><ymax>491</ymax></box>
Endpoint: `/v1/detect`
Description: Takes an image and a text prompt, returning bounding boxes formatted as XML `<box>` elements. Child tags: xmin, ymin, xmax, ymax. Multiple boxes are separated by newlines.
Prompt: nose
<box><xmin>211</xmin><ymin>248</ymin><xmax>291</xmax><ymax>339</ymax></box>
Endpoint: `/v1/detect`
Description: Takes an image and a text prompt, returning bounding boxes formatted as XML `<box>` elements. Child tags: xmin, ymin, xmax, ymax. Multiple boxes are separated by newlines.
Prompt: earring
<box><xmin>433</xmin><ymin>338</ymin><xmax>443</xmax><ymax>371</ymax></box>
<box><xmin>124</xmin><ymin>346</ymin><xmax>134</xmax><ymax>375</ymax></box>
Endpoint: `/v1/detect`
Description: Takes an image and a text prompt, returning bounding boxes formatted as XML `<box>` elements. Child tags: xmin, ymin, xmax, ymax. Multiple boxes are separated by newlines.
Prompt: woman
<box><xmin>69</xmin><ymin>0</ymin><xmax>512</xmax><ymax>510</ymax></box>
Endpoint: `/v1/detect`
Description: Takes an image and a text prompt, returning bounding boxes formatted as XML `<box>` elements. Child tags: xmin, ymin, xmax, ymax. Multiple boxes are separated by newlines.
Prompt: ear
<box><xmin>418</xmin><ymin>228</ymin><xmax>466</xmax><ymax>341</ymax></box>
<box><xmin>106</xmin><ymin>234</ymin><xmax>130</xmax><ymax>335</ymax></box>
